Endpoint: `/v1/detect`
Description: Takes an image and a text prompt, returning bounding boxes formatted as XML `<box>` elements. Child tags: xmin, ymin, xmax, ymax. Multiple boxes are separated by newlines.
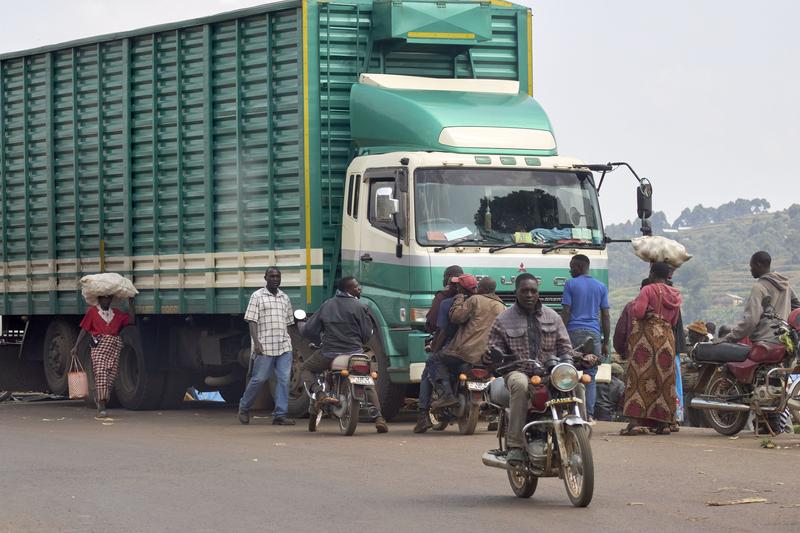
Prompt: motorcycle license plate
<box><xmin>467</xmin><ymin>381</ymin><xmax>489</xmax><ymax>391</ymax></box>
<box><xmin>348</xmin><ymin>375</ymin><xmax>375</xmax><ymax>386</ymax></box>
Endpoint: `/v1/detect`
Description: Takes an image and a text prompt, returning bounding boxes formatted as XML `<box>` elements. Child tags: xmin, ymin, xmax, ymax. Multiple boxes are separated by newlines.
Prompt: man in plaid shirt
<box><xmin>238</xmin><ymin>267</ymin><xmax>296</xmax><ymax>425</ymax></box>
<box><xmin>486</xmin><ymin>273</ymin><xmax>572</xmax><ymax>466</ymax></box>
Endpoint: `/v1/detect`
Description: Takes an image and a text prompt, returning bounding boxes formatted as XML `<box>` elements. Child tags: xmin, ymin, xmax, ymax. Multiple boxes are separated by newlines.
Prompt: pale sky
<box><xmin>1</xmin><ymin>0</ymin><xmax>797</xmax><ymax>224</ymax></box>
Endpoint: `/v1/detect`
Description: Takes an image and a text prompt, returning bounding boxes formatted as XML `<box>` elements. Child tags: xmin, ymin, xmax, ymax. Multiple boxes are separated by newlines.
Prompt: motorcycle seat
<box><xmin>330</xmin><ymin>355</ymin><xmax>352</xmax><ymax>370</ymax></box>
<box><xmin>693</xmin><ymin>342</ymin><xmax>750</xmax><ymax>363</ymax></box>
<box><xmin>488</xmin><ymin>378</ymin><xmax>509</xmax><ymax>408</ymax></box>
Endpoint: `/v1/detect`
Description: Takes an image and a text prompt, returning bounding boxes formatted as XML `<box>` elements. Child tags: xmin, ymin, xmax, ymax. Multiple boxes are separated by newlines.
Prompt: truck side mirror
<box><xmin>636</xmin><ymin>178</ymin><xmax>653</xmax><ymax>220</ymax></box>
<box><xmin>375</xmin><ymin>187</ymin><xmax>399</xmax><ymax>222</ymax></box>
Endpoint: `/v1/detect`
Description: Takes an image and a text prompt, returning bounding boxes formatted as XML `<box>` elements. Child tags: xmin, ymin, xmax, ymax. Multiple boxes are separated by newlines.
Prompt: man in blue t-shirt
<box><xmin>561</xmin><ymin>254</ymin><xmax>610</xmax><ymax>422</ymax></box>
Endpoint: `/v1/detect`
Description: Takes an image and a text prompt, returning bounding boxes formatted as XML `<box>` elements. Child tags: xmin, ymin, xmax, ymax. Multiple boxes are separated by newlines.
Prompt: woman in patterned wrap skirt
<box><xmin>71</xmin><ymin>295</ymin><xmax>136</xmax><ymax>417</ymax></box>
<box><xmin>620</xmin><ymin>262</ymin><xmax>683</xmax><ymax>435</ymax></box>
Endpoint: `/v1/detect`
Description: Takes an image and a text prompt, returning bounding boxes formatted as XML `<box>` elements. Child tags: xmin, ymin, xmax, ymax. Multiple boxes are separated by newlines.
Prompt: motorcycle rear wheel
<box><xmin>338</xmin><ymin>390</ymin><xmax>359</xmax><ymax>436</ymax></box>
<box><xmin>562</xmin><ymin>426</ymin><xmax>594</xmax><ymax>507</ymax></box>
<box><xmin>703</xmin><ymin>374</ymin><xmax>749</xmax><ymax>436</ymax></box>
<box><xmin>458</xmin><ymin>400</ymin><xmax>480</xmax><ymax>435</ymax></box>
<box><xmin>507</xmin><ymin>467</ymin><xmax>538</xmax><ymax>498</ymax></box>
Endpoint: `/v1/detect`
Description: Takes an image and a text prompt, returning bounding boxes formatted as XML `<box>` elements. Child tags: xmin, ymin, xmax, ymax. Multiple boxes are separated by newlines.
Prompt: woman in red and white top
<box><xmin>71</xmin><ymin>295</ymin><xmax>136</xmax><ymax>417</ymax></box>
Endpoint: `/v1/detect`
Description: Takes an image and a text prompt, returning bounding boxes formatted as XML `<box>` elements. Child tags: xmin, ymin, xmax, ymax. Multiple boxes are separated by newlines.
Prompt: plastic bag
<box><xmin>80</xmin><ymin>273</ymin><xmax>139</xmax><ymax>306</ymax></box>
<box><xmin>631</xmin><ymin>236</ymin><xmax>692</xmax><ymax>267</ymax></box>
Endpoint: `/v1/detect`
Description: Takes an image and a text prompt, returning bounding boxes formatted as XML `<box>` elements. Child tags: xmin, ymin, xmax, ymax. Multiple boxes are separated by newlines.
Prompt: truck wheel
<box><xmin>367</xmin><ymin>336</ymin><xmax>405</xmax><ymax>421</ymax></box>
<box><xmin>159</xmin><ymin>371</ymin><xmax>192</xmax><ymax>409</ymax></box>
<box><xmin>268</xmin><ymin>352</ymin><xmax>309</xmax><ymax>418</ymax></box>
<box><xmin>43</xmin><ymin>321</ymin><xmax>77</xmax><ymax>395</ymax></box>
<box><xmin>219</xmin><ymin>381</ymin><xmax>246</xmax><ymax>404</ymax></box>
<box><xmin>115</xmin><ymin>329</ymin><xmax>165</xmax><ymax>410</ymax></box>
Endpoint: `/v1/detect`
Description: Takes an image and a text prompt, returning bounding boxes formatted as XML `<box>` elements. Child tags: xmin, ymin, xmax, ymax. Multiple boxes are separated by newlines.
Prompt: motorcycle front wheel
<box><xmin>562</xmin><ymin>426</ymin><xmax>594</xmax><ymax>507</ymax></box>
<box><xmin>338</xmin><ymin>388</ymin><xmax>359</xmax><ymax>436</ymax></box>
<box><xmin>507</xmin><ymin>467</ymin><xmax>538</xmax><ymax>498</ymax></box>
<box><xmin>703</xmin><ymin>374</ymin><xmax>749</xmax><ymax>436</ymax></box>
<box><xmin>308</xmin><ymin>404</ymin><xmax>323</xmax><ymax>432</ymax></box>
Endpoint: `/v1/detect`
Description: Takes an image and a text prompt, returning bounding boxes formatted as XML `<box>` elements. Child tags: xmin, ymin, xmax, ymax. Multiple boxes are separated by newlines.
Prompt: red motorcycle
<box><xmin>689</xmin><ymin>298</ymin><xmax>800</xmax><ymax>435</ymax></box>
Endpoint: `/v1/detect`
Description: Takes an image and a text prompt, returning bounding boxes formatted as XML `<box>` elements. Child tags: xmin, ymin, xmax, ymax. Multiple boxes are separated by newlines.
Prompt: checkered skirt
<box><xmin>90</xmin><ymin>335</ymin><xmax>124</xmax><ymax>401</ymax></box>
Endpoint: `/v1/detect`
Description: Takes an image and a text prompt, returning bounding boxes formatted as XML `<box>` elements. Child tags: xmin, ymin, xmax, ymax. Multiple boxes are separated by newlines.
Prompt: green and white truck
<box><xmin>0</xmin><ymin>0</ymin><xmax>651</xmax><ymax>417</ymax></box>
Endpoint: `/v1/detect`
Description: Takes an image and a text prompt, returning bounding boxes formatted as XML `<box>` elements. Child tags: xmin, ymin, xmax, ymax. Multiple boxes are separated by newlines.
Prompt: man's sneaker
<box><xmin>272</xmin><ymin>416</ymin><xmax>296</xmax><ymax>426</ymax></box>
<box><xmin>430</xmin><ymin>394</ymin><xmax>459</xmax><ymax>411</ymax></box>
<box><xmin>375</xmin><ymin>417</ymin><xmax>389</xmax><ymax>433</ymax></box>
<box><xmin>238</xmin><ymin>410</ymin><xmax>250</xmax><ymax>425</ymax></box>
<box><xmin>413</xmin><ymin>411</ymin><xmax>433</xmax><ymax>434</ymax></box>
<box><xmin>506</xmin><ymin>447</ymin><xmax>525</xmax><ymax>467</ymax></box>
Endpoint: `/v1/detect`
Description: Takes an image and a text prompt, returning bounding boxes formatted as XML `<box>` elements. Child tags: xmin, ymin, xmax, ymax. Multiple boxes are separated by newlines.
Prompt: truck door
<box><xmin>356</xmin><ymin>168</ymin><xmax>410</xmax><ymax>327</ymax></box>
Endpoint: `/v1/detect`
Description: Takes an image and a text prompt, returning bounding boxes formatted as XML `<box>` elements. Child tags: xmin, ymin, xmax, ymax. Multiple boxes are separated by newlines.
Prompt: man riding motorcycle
<box><xmin>299</xmin><ymin>276</ymin><xmax>388</xmax><ymax>433</ymax></box>
<box><xmin>721</xmin><ymin>251</ymin><xmax>800</xmax><ymax>344</ymax></box>
<box><xmin>430</xmin><ymin>276</ymin><xmax>505</xmax><ymax>410</ymax></box>
<box><xmin>486</xmin><ymin>273</ymin><xmax>574</xmax><ymax>466</ymax></box>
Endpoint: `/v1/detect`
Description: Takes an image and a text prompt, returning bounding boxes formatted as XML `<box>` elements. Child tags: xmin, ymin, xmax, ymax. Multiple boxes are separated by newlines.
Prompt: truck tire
<box><xmin>159</xmin><ymin>370</ymin><xmax>192</xmax><ymax>409</ymax></box>
<box><xmin>43</xmin><ymin>321</ymin><xmax>77</xmax><ymax>395</ymax></box>
<box><xmin>115</xmin><ymin>328</ymin><xmax>165</xmax><ymax>410</ymax></box>
<box><xmin>367</xmin><ymin>336</ymin><xmax>405</xmax><ymax>421</ymax></box>
<box><xmin>268</xmin><ymin>353</ymin><xmax>309</xmax><ymax>419</ymax></box>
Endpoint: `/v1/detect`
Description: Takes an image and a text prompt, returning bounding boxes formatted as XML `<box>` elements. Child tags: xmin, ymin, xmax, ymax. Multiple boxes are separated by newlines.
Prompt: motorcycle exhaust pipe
<box><xmin>690</xmin><ymin>398</ymin><xmax>778</xmax><ymax>413</ymax></box>
<box><xmin>481</xmin><ymin>452</ymin><xmax>508</xmax><ymax>470</ymax></box>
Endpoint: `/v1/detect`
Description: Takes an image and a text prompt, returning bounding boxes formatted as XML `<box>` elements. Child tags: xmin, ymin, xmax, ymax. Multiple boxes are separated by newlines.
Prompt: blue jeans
<box><xmin>239</xmin><ymin>351</ymin><xmax>292</xmax><ymax>417</ymax></box>
<box><xmin>569</xmin><ymin>329</ymin><xmax>601</xmax><ymax>418</ymax></box>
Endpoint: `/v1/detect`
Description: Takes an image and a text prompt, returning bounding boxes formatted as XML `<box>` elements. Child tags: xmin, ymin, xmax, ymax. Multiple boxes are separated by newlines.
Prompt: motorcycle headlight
<box><xmin>551</xmin><ymin>363</ymin><xmax>579</xmax><ymax>392</ymax></box>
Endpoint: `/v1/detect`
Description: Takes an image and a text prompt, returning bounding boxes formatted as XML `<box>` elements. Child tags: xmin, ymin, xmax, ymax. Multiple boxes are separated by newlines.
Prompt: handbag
<box><xmin>67</xmin><ymin>355</ymin><xmax>89</xmax><ymax>400</ymax></box>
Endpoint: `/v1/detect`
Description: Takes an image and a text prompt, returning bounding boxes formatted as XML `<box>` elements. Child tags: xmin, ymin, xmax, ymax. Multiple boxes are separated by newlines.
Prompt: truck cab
<box><xmin>340</xmin><ymin>74</ymin><xmax>607</xmax><ymax>392</ymax></box>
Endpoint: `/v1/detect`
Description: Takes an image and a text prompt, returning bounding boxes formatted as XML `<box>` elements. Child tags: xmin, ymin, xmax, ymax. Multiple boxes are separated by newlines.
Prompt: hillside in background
<box><xmin>605</xmin><ymin>200</ymin><xmax>800</xmax><ymax>330</ymax></box>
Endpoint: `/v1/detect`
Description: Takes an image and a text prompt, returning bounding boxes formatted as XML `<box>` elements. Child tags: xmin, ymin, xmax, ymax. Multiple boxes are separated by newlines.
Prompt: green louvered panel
<box><xmin>0</xmin><ymin>3</ymin><xmax>305</xmax><ymax>316</ymax></box>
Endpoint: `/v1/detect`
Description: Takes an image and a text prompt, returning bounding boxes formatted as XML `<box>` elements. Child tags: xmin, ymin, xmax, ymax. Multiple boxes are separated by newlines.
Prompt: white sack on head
<box><xmin>80</xmin><ymin>273</ymin><xmax>139</xmax><ymax>306</ymax></box>
<box><xmin>631</xmin><ymin>236</ymin><xmax>692</xmax><ymax>268</ymax></box>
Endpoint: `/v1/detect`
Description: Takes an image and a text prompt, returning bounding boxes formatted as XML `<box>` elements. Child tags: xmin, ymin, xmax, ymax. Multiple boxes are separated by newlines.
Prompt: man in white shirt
<box><xmin>239</xmin><ymin>267</ymin><xmax>296</xmax><ymax>425</ymax></box>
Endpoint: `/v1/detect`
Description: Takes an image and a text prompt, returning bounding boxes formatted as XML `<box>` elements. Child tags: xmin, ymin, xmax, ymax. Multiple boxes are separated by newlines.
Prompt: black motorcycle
<box><xmin>482</xmin><ymin>345</ymin><xmax>595</xmax><ymax>507</ymax></box>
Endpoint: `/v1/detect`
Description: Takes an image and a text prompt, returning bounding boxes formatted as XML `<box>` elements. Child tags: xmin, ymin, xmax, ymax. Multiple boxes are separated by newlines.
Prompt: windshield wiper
<box><xmin>433</xmin><ymin>238</ymin><xmax>495</xmax><ymax>252</ymax></box>
<box><xmin>542</xmin><ymin>242</ymin><xmax>599</xmax><ymax>254</ymax></box>
<box><xmin>488</xmin><ymin>242</ymin><xmax>543</xmax><ymax>254</ymax></box>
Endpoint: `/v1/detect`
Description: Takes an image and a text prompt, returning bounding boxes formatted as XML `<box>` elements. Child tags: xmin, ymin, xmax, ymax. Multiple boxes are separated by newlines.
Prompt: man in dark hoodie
<box><xmin>723</xmin><ymin>251</ymin><xmax>800</xmax><ymax>344</ymax></box>
<box><xmin>300</xmin><ymin>276</ymin><xmax>388</xmax><ymax>433</ymax></box>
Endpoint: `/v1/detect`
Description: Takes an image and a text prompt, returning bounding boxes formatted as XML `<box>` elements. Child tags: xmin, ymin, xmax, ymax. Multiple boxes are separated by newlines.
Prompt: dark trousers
<box><xmin>431</xmin><ymin>353</ymin><xmax>470</xmax><ymax>388</ymax></box>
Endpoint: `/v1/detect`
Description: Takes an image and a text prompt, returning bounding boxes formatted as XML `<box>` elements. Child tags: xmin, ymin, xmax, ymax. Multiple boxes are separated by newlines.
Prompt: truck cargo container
<box><xmin>0</xmin><ymin>0</ymin><xmax>651</xmax><ymax>416</ymax></box>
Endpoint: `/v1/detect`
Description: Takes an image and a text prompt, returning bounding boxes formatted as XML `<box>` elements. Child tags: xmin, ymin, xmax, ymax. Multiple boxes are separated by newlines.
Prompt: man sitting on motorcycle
<box><xmin>299</xmin><ymin>276</ymin><xmax>389</xmax><ymax>433</ymax></box>
<box><xmin>430</xmin><ymin>276</ymin><xmax>505</xmax><ymax>410</ymax></box>
<box><xmin>721</xmin><ymin>251</ymin><xmax>800</xmax><ymax>344</ymax></box>
<box><xmin>486</xmin><ymin>273</ymin><xmax>573</xmax><ymax>466</ymax></box>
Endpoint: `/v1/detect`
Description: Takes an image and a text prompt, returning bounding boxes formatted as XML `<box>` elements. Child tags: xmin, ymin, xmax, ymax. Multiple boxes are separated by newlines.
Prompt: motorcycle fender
<box><xmin>470</xmin><ymin>391</ymin><xmax>483</xmax><ymax>403</ymax></box>
<box><xmin>563</xmin><ymin>415</ymin><xmax>588</xmax><ymax>427</ymax></box>
<box><xmin>351</xmin><ymin>384</ymin><xmax>367</xmax><ymax>403</ymax></box>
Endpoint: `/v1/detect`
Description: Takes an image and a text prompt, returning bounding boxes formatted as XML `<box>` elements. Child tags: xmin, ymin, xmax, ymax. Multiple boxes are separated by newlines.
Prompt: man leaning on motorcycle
<box><xmin>485</xmin><ymin>273</ymin><xmax>580</xmax><ymax>466</ymax></box>
<box><xmin>299</xmin><ymin>276</ymin><xmax>389</xmax><ymax>433</ymax></box>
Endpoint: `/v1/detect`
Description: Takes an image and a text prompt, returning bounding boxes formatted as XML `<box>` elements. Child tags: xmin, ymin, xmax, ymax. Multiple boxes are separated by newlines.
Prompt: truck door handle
<box><xmin>360</xmin><ymin>254</ymin><xmax>373</xmax><ymax>263</ymax></box>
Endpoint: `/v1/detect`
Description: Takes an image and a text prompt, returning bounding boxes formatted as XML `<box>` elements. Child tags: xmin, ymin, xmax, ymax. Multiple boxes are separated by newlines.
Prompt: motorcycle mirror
<box><xmin>581</xmin><ymin>336</ymin><xmax>595</xmax><ymax>355</ymax></box>
<box><xmin>761</xmin><ymin>296</ymin><xmax>772</xmax><ymax>308</ymax></box>
<box><xmin>293</xmin><ymin>309</ymin><xmax>307</xmax><ymax>321</ymax></box>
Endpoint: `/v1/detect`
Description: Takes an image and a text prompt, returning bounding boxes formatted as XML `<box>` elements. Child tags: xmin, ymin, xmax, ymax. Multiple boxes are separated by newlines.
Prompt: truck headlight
<box><xmin>551</xmin><ymin>363</ymin><xmax>579</xmax><ymax>392</ymax></box>
<box><xmin>410</xmin><ymin>308</ymin><xmax>429</xmax><ymax>323</ymax></box>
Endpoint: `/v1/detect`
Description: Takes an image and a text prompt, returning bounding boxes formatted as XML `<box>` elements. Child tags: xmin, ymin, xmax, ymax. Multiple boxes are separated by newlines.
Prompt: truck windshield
<box><xmin>414</xmin><ymin>168</ymin><xmax>603</xmax><ymax>247</ymax></box>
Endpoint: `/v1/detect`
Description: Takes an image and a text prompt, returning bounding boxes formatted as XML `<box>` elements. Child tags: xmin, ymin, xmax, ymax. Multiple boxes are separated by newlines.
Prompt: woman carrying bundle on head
<box><xmin>71</xmin><ymin>274</ymin><xmax>138</xmax><ymax>417</ymax></box>
<box><xmin>619</xmin><ymin>261</ymin><xmax>683</xmax><ymax>435</ymax></box>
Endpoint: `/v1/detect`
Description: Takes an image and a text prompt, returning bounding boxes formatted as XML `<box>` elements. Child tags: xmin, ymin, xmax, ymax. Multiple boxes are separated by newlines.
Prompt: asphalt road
<box><xmin>2</xmin><ymin>401</ymin><xmax>799</xmax><ymax>533</ymax></box>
